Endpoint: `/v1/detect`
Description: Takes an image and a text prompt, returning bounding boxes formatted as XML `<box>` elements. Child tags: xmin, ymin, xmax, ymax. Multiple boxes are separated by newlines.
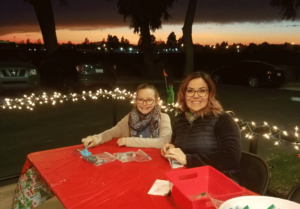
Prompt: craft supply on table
<box><xmin>81</xmin><ymin>152</ymin><xmax>117</xmax><ymax>166</ymax></box>
<box><xmin>113</xmin><ymin>149</ymin><xmax>151</xmax><ymax>163</ymax></box>
<box><xmin>168</xmin><ymin>158</ymin><xmax>184</xmax><ymax>169</ymax></box>
<box><xmin>80</xmin><ymin>147</ymin><xmax>91</xmax><ymax>156</ymax></box>
<box><xmin>148</xmin><ymin>180</ymin><xmax>172</xmax><ymax>196</ymax></box>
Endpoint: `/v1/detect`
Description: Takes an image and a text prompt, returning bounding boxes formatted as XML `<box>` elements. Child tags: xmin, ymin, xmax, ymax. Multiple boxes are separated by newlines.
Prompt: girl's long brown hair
<box><xmin>177</xmin><ymin>72</ymin><xmax>223</xmax><ymax>118</ymax></box>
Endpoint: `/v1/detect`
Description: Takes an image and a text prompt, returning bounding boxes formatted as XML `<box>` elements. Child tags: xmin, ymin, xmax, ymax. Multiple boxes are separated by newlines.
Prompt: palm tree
<box><xmin>182</xmin><ymin>0</ymin><xmax>197</xmax><ymax>76</ymax></box>
<box><xmin>270</xmin><ymin>0</ymin><xmax>300</xmax><ymax>20</ymax></box>
<box><xmin>24</xmin><ymin>0</ymin><xmax>68</xmax><ymax>55</ymax></box>
<box><xmin>117</xmin><ymin>0</ymin><xmax>175</xmax><ymax>76</ymax></box>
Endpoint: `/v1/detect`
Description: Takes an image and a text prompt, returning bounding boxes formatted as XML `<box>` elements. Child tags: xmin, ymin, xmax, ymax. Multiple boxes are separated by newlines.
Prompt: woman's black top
<box><xmin>171</xmin><ymin>111</ymin><xmax>242</xmax><ymax>180</ymax></box>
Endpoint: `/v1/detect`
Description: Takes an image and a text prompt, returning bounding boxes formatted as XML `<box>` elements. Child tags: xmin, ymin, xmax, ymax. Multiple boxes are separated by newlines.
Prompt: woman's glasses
<box><xmin>136</xmin><ymin>99</ymin><xmax>154</xmax><ymax>105</ymax></box>
<box><xmin>186</xmin><ymin>88</ymin><xmax>209</xmax><ymax>97</ymax></box>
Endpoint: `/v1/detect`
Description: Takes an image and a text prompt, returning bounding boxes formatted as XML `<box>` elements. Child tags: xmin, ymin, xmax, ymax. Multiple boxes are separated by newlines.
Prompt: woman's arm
<box><xmin>126</xmin><ymin>113</ymin><xmax>172</xmax><ymax>149</ymax></box>
<box><xmin>186</xmin><ymin>113</ymin><xmax>242</xmax><ymax>171</ymax></box>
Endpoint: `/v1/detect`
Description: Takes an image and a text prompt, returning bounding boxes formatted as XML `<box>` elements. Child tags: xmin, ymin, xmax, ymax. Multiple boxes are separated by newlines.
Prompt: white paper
<box><xmin>148</xmin><ymin>180</ymin><xmax>171</xmax><ymax>196</ymax></box>
<box><xmin>168</xmin><ymin>158</ymin><xmax>184</xmax><ymax>169</ymax></box>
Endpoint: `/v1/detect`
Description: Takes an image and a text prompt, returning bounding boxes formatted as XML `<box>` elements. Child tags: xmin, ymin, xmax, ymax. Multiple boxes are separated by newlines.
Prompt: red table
<box><xmin>22</xmin><ymin>139</ymin><xmax>257</xmax><ymax>209</ymax></box>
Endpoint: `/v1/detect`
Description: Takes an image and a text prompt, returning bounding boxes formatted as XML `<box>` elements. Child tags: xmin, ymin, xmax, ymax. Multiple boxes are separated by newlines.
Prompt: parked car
<box><xmin>211</xmin><ymin>61</ymin><xmax>286</xmax><ymax>87</ymax></box>
<box><xmin>0</xmin><ymin>61</ymin><xmax>40</xmax><ymax>91</ymax></box>
<box><xmin>40</xmin><ymin>48</ymin><xmax>116</xmax><ymax>93</ymax></box>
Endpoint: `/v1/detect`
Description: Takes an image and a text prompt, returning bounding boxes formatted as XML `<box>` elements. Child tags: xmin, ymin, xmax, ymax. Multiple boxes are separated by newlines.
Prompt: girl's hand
<box><xmin>117</xmin><ymin>138</ymin><xmax>127</xmax><ymax>147</ymax></box>
<box><xmin>161</xmin><ymin>143</ymin><xmax>175</xmax><ymax>158</ymax></box>
<box><xmin>82</xmin><ymin>136</ymin><xmax>96</xmax><ymax>148</ymax></box>
<box><xmin>165</xmin><ymin>148</ymin><xmax>187</xmax><ymax>165</ymax></box>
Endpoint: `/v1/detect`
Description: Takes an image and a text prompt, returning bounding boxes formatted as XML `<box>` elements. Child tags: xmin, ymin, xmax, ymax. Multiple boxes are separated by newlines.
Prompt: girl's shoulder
<box><xmin>160</xmin><ymin>112</ymin><xmax>171</xmax><ymax>120</ymax></box>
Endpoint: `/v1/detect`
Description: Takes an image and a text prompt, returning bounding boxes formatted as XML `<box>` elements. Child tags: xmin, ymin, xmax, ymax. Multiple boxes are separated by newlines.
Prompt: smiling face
<box><xmin>185</xmin><ymin>78</ymin><xmax>209</xmax><ymax>113</ymax></box>
<box><xmin>136</xmin><ymin>88</ymin><xmax>157</xmax><ymax>114</ymax></box>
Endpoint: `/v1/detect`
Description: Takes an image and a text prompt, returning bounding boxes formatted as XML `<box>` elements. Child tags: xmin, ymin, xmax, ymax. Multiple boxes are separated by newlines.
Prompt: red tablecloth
<box><xmin>22</xmin><ymin>139</ymin><xmax>180</xmax><ymax>209</ymax></box>
<box><xmin>21</xmin><ymin>139</ymin><xmax>257</xmax><ymax>209</ymax></box>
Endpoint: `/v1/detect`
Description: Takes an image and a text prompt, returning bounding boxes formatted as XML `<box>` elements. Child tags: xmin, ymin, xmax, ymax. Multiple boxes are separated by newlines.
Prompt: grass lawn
<box><xmin>264</xmin><ymin>151</ymin><xmax>300</xmax><ymax>196</ymax></box>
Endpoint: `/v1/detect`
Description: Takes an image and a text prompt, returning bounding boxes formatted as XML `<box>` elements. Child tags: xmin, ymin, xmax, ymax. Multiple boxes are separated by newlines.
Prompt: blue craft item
<box><xmin>81</xmin><ymin>148</ymin><xmax>91</xmax><ymax>156</ymax></box>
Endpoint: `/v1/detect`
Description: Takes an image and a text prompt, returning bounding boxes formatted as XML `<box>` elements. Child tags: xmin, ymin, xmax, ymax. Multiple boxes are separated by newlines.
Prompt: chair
<box><xmin>240</xmin><ymin>151</ymin><xmax>270</xmax><ymax>195</ymax></box>
<box><xmin>287</xmin><ymin>183</ymin><xmax>300</xmax><ymax>204</ymax></box>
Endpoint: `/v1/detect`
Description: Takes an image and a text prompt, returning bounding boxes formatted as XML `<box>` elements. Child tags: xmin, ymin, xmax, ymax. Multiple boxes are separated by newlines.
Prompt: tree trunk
<box><xmin>140</xmin><ymin>20</ymin><xmax>154</xmax><ymax>77</ymax></box>
<box><xmin>32</xmin><ymin>0</ymin><xmax>58</xmax><ymax>56</ymax></box>
<box><xmin>182</xmin><ymin>0</ymin><xmax>197</xmax><ymax>76</ymax></box>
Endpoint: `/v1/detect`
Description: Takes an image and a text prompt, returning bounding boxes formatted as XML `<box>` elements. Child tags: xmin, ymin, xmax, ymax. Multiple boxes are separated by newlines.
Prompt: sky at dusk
<box><xmin>1</xmin><ymin>0</ymin><xmax>300</xmax><ymax>45</ymax></box>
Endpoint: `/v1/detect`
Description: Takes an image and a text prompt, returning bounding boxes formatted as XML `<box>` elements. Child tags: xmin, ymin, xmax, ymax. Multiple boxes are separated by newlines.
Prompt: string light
<box><xmin>233</xmin><ymin>117</ymin><xmax>299</xmax><ymax>150</ymax></box>
<box><xmin>1</xmin><ymin>88</ymin><xmax>299</xmax><ymax>150</ymax></box>
<box><xmin>0</xmin><ymin>88</ymin><xmax>134</xmax><ymax>111</ymax></box>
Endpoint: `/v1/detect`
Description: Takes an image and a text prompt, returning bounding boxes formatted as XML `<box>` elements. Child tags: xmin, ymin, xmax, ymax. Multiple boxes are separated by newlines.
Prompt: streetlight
<box><xmin>237</xmin><ymin>45</ymin><xmax>240</xmax><ymax>48</ymax></box>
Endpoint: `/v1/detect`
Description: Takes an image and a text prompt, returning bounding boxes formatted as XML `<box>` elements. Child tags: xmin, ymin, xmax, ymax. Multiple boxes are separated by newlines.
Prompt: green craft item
<box><xmin>166</xmin><ymin>84</ymin><xmax>174</xmax><ymax>104</ymax></box>
<box><xmin>267</xmin><ymin>204</ymin><xmax>276</xmax><ymax>209</ymax></box>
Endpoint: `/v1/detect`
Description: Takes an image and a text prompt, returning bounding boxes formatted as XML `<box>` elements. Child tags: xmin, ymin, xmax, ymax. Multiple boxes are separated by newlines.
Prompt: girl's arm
<box><xmin>86</xmin><ymin>114</ymin><xmax>129</xmax><ymax>146</ymax></box>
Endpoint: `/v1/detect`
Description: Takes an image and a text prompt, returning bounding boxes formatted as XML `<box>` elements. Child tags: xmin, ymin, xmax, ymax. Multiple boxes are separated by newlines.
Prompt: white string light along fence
<box><xmin>1</xmin><ymin>89</ymin><xmax>299</xmax><ymax>150</ymax></box>
<box><xmin>235</xmin><ymin>118</ymin><xmax>300</xmax><ymax>150</ymax></box>
<box><xmin>0</xmin><ymin>88</ymin><xmax>135</xmax><ymax>110</ymax></box>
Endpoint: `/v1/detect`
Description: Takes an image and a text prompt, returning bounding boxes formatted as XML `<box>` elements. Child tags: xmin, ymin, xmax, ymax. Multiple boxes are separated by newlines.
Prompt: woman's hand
<box><xmin>161</xmin><ymin>143</ymin><xmax>175</xmax><ymax>158</ymax></box>
<box><xmin>82</xmin><ymin>136</ymin><xmax>97</xmax><ymax>148</ymax></box>
<box><xmin>165</xmin><ymin>148</ymin><xmax>187</xmax><ymax>165</ymax></box>
<box><xmin>117</xmin><ymin>138</ymin><xmax>127</xmax><ymax>147</ymax></box>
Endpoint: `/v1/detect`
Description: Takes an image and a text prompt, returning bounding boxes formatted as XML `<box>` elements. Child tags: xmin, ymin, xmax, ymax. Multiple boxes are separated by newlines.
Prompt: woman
<box><xmin>82</xmin><ymin>83</ymin><xmax>172</xmax><ymax>149</ymax></box>
<box><xmin>161</xmin><ymin>72</ymin><xmax>241</xmax><ymax>182</ymax></box>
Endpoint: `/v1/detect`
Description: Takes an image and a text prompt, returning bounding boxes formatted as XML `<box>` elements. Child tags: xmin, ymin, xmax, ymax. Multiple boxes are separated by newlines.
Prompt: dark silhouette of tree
<box><xmin>120</xmin><ymin>36</ymin><xmax>125</xmax><ymax>43</ymax></box>
<box><xmin>107</xmin><ymin>34</ymin><xmax>119</xmax><ymax>48</ymax></box>
<box><xmin>138</xmin><ymin>34</ymin><xmax>156</xmax><ymax>46</ymax></box>
<box><xmin>19</xmin><ymin>40</ymin><xmax>25</xmax><ymax>44</ymax></box>
<box><xmin>124</xmin><ymin>39</ymin><xmax>130</xmax><ymax>44</ymax></box>
<box><xmin>107</xmin><ymin>34</ymin><xmax>113</xmax><ymax>43</ymax></box>
<box><xmin>112</xmin><ymin>36</ymin><xmax>119</xmax><ymax>44</ymax></box>
<box><xmin>83</xmin><ymin>37</ymin><xmax>90</xmax><ymax>44</ymax></box>
<box><xmin>36</xmin><ymin>39</ymin><xmax>42</xmax><ymax>44</ymax></box>
<box><xmin>183</xmin><ymin>0</ymin><xmax>197</xmax><ymax>76</ymax></box>
<box><xmin>117</xmin><ymin>0</ymin><xmax>175</xmax><ymax>76</ymax></box>
<box><xmin>271</xmin><ymin>0</ymin><xmax>300</xmax><ymax>20</ymax></box>
<box><xmin>177</xmin><ymin>36</ymin><xmax>184</xmax><ymax>46</ymax></box>
<box><xmin>166</xmin><ymin>32</ymin><xmax>177</xmax><ymax>48</ymax></box>
<box><xmin>248</xmin><ymin>43</ymin><xmax>258</xmax><ymax>52</ymax></box>
<box><xmin>150</xmin><ymin>35</ymin><xmax>156</xmax><ymax>45</ymax></box>
<box><xmin>67</xmin><ymin>41</ymin><xmax>72</xmax><ymax>45</ymax></box>
<box><xmin>26</xmin><ymin>39</ymin><xmax>31</xmax><ymax>44</ymax></box>
<box><xmin>155</xmin><ymin>39</ymin><xmax>166</xmax><ymax>50</ymax></box>
<box><xmin>24</xmin><ymin>0</ymin><xmax>67</xmax><ymax>55</ymax></box>
<box><xmin>220</xmin><ymin>41</ymin><xmax>228</xmax><ymax>48</ymax></box>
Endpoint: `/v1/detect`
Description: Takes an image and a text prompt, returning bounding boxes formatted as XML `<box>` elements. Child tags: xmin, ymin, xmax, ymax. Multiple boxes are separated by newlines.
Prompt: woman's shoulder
<box><xmin>215</xmin><ymin>111</ymin><xmax>236</xmax><ymax>124</ymax></box>
<box><xmin>217</xmin><ymin>111</ymin><xmax>234</xmax><ymax>119</ymax></box>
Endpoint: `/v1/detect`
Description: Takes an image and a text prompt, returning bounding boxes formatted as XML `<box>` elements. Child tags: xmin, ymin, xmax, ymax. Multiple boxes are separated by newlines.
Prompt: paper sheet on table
<box><xmin>168</xmin><ymin>158</ymin><xmax>184</xmax><ymax>169</ymax></box>
<box><xmin>148</xmin><ymin>180</ymin><xmax>171</xmax><ymax>196</ymax></box>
